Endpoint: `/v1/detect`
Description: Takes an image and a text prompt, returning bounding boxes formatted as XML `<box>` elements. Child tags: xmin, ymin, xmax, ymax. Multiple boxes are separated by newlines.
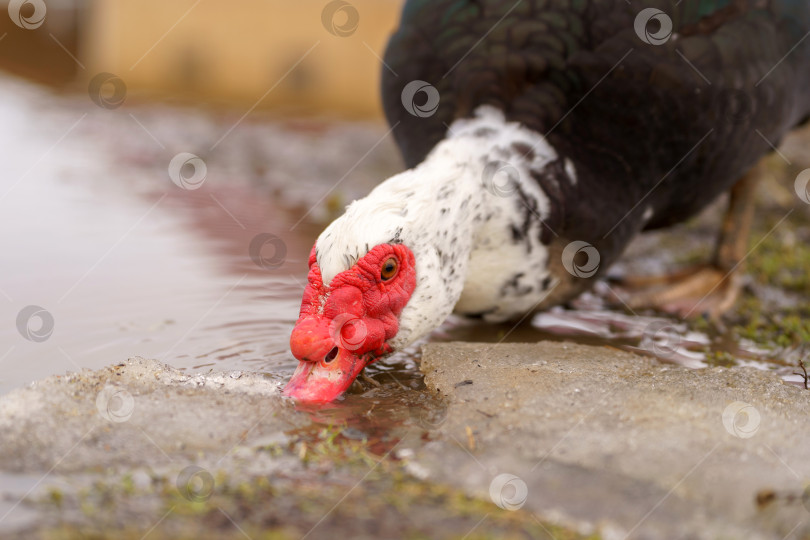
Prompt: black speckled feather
<box><xmin>382</xmin><ymin>0</ymin><xmax>810</xmax><ymax>264</ymax></box>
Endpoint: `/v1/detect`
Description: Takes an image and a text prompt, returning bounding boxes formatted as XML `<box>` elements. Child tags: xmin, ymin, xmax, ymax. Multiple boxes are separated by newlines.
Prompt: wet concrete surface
<box><xmin>417</xmin><ymin>342</ymin><xmax>810</xmax><ymax>540</ymax></box>
<box><xmin>2</xmin><ymin>344</ymin><xmax>809</xmax><ymax>539</ymax></box>
<box><xmin>0</xmin><ymin>354</ymin><xmax>581</xmax><ymax>539</ymax></box>
<box><xmin>0</xmin><ymin>358</ymin><xmax>298</xmax><ymax>472</ymax></box>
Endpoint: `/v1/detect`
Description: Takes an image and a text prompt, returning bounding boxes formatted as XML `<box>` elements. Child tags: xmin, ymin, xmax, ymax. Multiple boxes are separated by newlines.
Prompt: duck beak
<box><xmin>283</xmin><ymin>349</ymin><xmax>367</xmax><ymax>403</ymax></box>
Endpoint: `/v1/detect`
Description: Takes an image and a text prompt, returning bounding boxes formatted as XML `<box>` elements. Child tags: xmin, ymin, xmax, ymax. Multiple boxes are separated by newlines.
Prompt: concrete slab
<box><xmin>0</xmin><ymin>357</ymin><xmax>302</xmax><ymax>473</ymax></box>
<box><xmin>416</xmin><ymin>342</ymin><xmax>810</xmax><ymax>540</ymax></box>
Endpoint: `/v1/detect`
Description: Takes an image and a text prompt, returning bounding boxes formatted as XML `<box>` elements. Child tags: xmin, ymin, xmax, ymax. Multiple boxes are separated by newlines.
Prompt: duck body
<box><xmin>384</xmin><ymin>0</ymin><xmax>810</xmax><ymax>268</ymax></box>
<box><xmin>285</xmin><ymin>0</ymin><xmax>810</xmax><ymax>402</ymax></box>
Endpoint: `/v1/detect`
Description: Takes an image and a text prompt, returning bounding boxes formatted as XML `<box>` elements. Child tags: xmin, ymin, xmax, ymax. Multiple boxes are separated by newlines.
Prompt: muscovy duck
<box><xmin>285</xmin><ymin>0</ymin><xmax>810</xmax><ymax>402</ymax></box>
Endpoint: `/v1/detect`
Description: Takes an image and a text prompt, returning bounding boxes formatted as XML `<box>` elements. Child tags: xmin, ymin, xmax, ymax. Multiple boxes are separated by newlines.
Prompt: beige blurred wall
<box><xmin>82</xmin><ymin>0</ymin><xmax>404</xmax><ymax>117</ymax></box>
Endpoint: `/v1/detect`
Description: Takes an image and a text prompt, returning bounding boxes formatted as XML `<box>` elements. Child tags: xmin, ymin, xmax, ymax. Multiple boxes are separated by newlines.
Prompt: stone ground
<box><xmin>418</xmin><ymin>342</ymin><xmax>810</xmax><ymax>540</ymax></box>
<box><xmin>1</xmin><ymin>343</ymin><xmax>809</xmax><ymax>539</ymax></box>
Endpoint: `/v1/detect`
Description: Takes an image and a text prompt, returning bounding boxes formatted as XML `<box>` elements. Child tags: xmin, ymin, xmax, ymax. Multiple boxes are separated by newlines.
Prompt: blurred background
<box><xmin>0</xmin><ymin>0</ymin><xmax>411</xmax><ymax>399</ymax></box>
<box><xmin>0</xmin><ymin>0</ymin><xmax>402</xmax><ymax>115</ymax></box>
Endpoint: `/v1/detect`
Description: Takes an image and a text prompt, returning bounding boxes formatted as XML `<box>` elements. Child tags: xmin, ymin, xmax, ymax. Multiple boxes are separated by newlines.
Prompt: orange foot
<box><xmin>612</xmin><ymin>265</ymin><xmax>741</xmax><ymax>319</ymax></box>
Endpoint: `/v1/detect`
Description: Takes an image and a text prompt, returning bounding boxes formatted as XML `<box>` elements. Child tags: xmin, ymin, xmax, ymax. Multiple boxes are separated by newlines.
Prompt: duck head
<box><xmin>283</xmin><ymin>150</ymin><xmax>478</xmax><ymax>403</ymax></box>
<box><xmin>285</xmin><ymin>242</ymin><xmax>417</xmax><ymax>402</ymax></box>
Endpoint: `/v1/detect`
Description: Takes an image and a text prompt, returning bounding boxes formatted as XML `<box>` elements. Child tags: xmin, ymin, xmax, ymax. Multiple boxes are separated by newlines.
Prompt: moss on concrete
<box><xmin>17</xmin><ymin>426</ymin><xmax>595</xmax><ymax>540</ymax></box>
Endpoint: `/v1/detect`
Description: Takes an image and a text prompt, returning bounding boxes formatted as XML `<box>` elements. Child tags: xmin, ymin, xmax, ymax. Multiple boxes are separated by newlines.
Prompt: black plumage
<box><xmin>382</xmin><ymin>0</ymin><xmax>810</xmax><ymax>271</ymax></box>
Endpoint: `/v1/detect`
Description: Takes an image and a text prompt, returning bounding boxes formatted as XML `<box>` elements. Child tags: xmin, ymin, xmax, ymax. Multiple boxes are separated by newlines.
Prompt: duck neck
<box><xmin>389</xmin><ymin>106</ymin><xmax>561</xmax><ymax>342</ymax></box>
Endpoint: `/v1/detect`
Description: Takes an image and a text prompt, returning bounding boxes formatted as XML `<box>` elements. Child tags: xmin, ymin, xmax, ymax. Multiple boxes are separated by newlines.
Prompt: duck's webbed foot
<box><xmin>611</xmin><ymin>162</ymin><xmax>760</xmax><ymax>320</ymax></box>
<box><xmin>617</xmin><ymin>265</ymin><xmax>741</xmax><ymax>319</ymax></box>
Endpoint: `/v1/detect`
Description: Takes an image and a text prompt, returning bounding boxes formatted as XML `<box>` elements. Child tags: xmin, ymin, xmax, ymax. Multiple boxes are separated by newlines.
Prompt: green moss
<box><xmin>748</xmin><ymin>229</ymin><xmax>810</xmax><ymax>292</ymax></box>
<box><xmin>26</xmin><ymin>427</ymin><xmax>597</xmax><ymax>540</ymax></box>
<box><xmin>732</xmin><ymin>298</ymin><xmax>810</xmax><ymax>353</ymax></box>
<box><xmin>120</xmin><ymin>474</ymin><xmax>135</xmax><ymax>495</ymax></box>
<box><xmin>47</xmin><ymin>488</ymin><xmax>64</xmax><ymax>507</ymax></box>
<box><xmin>704</xmin><ymin>350</ymin><xmax>737</xmax><ymax>368</ymax></box>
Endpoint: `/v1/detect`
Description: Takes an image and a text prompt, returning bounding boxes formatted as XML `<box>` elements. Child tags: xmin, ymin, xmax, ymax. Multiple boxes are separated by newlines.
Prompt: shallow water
<box><xmin>0</xmin><ymin>76</ymin><xmax>321</xmax><ymax>396</ymax></box>
<box><xmin>0</xmin><ymin>74</ymin><xmax>803</xmax><ymax>406</ymax></box>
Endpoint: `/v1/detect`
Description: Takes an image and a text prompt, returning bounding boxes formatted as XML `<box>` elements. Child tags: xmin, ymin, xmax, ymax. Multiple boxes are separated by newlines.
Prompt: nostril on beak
<box><xmin>323</xmin><ymin>347</ymin><xmax>339</xmax><ymax>364</ymax></box>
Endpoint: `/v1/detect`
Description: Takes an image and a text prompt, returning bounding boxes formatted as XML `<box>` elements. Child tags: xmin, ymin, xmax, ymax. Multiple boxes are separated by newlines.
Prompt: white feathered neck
<box><xmin>316</xmin><ymin>106</ymin><xmax>560</xmax><ymax>349</ymax></box>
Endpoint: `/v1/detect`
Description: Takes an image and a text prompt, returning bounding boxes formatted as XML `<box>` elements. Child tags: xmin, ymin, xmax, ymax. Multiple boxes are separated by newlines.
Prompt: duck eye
<box><xmin>381</xmin><ymin>257</ymin><xmax>399</xmax><ymax>281</ymax></box>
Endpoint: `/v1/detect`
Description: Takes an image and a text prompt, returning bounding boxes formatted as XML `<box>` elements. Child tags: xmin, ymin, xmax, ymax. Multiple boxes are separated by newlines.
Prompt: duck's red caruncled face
<box><xmin>284</xmin><ymin>243</ymin><xmax>416</xmax><ymax>403</ymax></box>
